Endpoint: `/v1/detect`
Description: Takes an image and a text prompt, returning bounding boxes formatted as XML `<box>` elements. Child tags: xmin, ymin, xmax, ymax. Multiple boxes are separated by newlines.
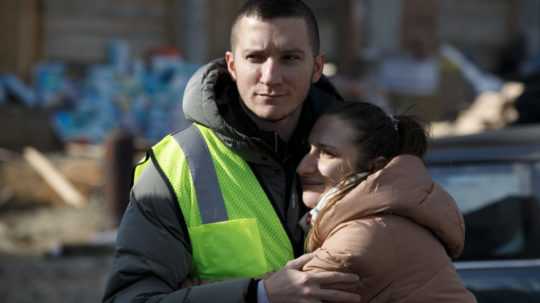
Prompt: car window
<box><xmin>430</xmin><ymin>164</ymin><xmax>529</xmax><ymax>214</ymax></box>
<box><xmin>429</xmin><ymin>163</ymin><xmax>540</xmax><ymax>260</ymax></box>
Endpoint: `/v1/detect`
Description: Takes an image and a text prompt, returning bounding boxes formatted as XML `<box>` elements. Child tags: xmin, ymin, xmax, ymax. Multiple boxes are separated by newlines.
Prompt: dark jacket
<box><xmin>102</xmin><ymin>59</ymin><xmax>342</xmax><ymax>303</ymax></box>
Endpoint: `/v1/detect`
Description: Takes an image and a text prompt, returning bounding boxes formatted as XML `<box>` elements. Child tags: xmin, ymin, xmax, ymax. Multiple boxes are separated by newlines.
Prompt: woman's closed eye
<box><xmin>320</xmin><ymin>148</ymin><xmax>337</xmax><ymax>159</ymax></box>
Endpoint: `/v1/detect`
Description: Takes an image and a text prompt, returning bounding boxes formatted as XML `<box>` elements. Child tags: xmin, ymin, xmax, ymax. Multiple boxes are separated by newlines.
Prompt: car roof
<box><xmin>426</xmin><ymin>125</ymin><xmax>540</xmax><ymax>164</ymax></box>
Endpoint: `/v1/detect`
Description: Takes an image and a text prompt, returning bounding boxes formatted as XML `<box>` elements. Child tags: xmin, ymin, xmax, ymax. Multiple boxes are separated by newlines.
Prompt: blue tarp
<box><xmin>1</xmin><ymin>41</ymin><xmax>200</xmax><ymax>144</ymax></box>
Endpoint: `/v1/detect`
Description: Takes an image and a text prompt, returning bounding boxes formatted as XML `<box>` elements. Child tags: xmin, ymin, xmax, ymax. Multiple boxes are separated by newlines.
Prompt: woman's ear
<box><xmin>369</xmin><ymin>156</ymin><xmax>387</xmax><ymax>173</ymax></box>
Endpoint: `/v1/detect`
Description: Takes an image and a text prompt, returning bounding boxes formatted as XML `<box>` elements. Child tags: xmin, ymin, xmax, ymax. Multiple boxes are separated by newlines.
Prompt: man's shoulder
<box><xmin>134</xmin><ymin>129</ymin><xmax>194</xmax><ymax>193</ymax></box>
<box><xmin>182</xmin><ymin>58</ymin><xmax>237</xmax><ymax>130</ymax></box>
<box><xmin>187</xmin><ymin>58</ymin><xmax>229</xmax><ymax>88</ymax></box>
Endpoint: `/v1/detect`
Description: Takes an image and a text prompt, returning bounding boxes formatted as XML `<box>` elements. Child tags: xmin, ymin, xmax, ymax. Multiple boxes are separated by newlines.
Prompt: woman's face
<box><xmin>297</xmin><ymin>115</ymin><xmax>362</xmax><ymax>208</ymax></box>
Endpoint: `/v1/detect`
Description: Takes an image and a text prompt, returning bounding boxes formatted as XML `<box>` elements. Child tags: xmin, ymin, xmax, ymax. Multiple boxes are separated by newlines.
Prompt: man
<box><xmin>103</xmin><ymin>1</ymin><xmax>361</xmax><ymax>302</ymax></box>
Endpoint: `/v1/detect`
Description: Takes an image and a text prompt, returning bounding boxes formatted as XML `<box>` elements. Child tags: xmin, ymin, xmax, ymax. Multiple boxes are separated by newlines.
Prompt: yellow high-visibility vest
<box><xmin>135</xmin><ymin>123</ymin><xmax>294</xmax><ymax>280</ymax></box>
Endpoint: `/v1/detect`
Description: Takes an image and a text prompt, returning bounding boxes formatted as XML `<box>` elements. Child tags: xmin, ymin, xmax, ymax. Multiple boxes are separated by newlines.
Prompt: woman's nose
<box><xmin>297</xmin><ymin>151</ymin><xmax>317</xmax><ymax>175</ymax></box>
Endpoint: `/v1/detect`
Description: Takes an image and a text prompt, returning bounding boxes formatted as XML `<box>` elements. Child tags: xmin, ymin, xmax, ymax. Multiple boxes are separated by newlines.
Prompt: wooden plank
<box><xmin>23</xmin><ymin>147</ymin><xmax>87</xmax><ymax>208</ymax></box>
<box><xmin>0</xmin><ymin>107</ymin><xmax>62</xmax><ymax>152</ymax></box>
<box><xmin>0</xmin><ymin>0</ymin><xmax>39</xmax><ymax>78</ymax></box>
<box><xmin>0</xmin><ymin>0</ymin><xmax>18</xmax><ymax>73</ymax></box>
<box><xmin>16</xmin><ymin>0</ymin><xmax>40</xmax><ymax>79</ymax></box>
<box><xmin>104</xmin><ymin>130</ymin><xmax>134</xmax><ymax>225</ymax></box>
<box><xmin>0</xmin><ymin>148</ymin><xmax>17</xmax><ymax>162</ymax></box>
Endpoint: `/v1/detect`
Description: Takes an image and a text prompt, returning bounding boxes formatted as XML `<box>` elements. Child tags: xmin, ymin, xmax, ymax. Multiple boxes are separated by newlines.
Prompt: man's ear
<box><xmin>311</xmin><ymin>54</ymin><xmax>325</xmax><ymax>83</ymax></box>
<box><xmin>225</xmin><ymin>51</ymin><xmax>237</xmax><ymax>81</ymax></box>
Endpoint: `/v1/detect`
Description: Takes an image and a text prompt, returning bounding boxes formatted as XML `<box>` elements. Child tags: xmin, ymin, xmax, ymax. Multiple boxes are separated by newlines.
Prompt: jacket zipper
<box><xmin>274</xmin><ymin>132</ymin><xmax>279</xmax><ymax>154</ymax></box>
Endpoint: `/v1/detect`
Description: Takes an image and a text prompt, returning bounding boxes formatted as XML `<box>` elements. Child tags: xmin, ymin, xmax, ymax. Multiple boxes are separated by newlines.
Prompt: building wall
<box><xmin>0</xmin><ymin>0</ymin><xmax>39</xmax><ymax>79</ymax></box>
<box><xmin>365</xmin><ymin>0</ymin><xmax>402</xmax><ymax>53</ymax></box>
<box><xmin>440</xmin><ymin>0</ymin><xmax>517</xmax><ymax>69</ymax></box>
<box><xmin>365</xmin><ymin>0</ymin><xmax>518</xmax><ymax>70</ymax></box>
<box><xmin>178</xmin><ymin>0</ymin><xmax>357</xmax><ymax>64</ymax></box>
<box><xmin>520</xmin><ymin>0</ymin><xmax>540</xmax><ymax>58</ymax></box>
<box><xmin>2</xmin><ymin>0</ymin><xmax>536</xmax><ymax>76</ymax></box>
<box><xmin>43</xmin><ymin>0</ymin><xmax>173</xmax><ymax>63</ymax></box>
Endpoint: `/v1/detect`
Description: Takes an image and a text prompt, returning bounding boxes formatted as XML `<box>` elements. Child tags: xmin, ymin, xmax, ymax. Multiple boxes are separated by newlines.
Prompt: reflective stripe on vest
<box><xmin>136</xmin><ymin>124</ymin><xmax>294</xmax><ymax>280</ymax></box>
<box><xmin>173</xmin><ymin>125</ymin><xmax>227</xmax><ymax>224</ymax></box>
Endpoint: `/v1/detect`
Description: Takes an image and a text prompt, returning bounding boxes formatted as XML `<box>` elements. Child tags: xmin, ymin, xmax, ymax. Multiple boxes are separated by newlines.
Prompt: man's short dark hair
<box><xmin>230</xmin><ymin>0</ymin><xmax>320</xmax><ymax>55</ymax></box>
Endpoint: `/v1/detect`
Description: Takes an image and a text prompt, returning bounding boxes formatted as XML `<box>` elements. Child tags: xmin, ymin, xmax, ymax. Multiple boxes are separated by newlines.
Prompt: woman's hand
<box><xmin>262</xmin><ymin>253</ymin><xmax>362</xmax><ymax>303</ymax></box>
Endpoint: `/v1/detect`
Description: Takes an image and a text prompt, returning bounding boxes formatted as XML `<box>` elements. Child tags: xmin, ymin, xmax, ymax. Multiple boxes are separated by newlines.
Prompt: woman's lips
<box><xmin>301</xmin><ymin>179</ymin><xmax>325</xmax><ymax>188</ymax></box>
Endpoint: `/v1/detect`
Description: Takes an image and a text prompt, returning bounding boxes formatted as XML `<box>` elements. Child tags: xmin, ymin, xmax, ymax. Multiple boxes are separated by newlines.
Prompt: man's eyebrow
<box><xmin>281</xmin><ymin>48</ymin><xmax>306</xmax><ymax>55</ymax></box>
<box><xmin>243</xmin><ymin>48</ymin><xmax>265</xmax><ymax>53</ymax></box>
<box><xmin>242</xmin><ymin>48</ymin><xmax>306</xmax><ymax>55</ymax></box>
<box><xmin>241</xmin><ymin>49</ymin><xmax>267</xmax><ymax>56</ymax></box>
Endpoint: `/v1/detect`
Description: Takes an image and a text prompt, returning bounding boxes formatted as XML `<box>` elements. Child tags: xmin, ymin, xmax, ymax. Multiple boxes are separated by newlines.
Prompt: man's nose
<box><xmin>259</xmin><ymin>58</ymin><xmax>282</xmax><ymax>85</ymax></box>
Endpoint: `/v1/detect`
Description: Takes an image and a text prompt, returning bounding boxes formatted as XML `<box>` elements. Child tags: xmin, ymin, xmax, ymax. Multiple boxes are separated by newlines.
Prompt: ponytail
<box><xmin>395</xmin><ymin>115</ymin><xmax>428</xmax><ymax>158</ymax></box>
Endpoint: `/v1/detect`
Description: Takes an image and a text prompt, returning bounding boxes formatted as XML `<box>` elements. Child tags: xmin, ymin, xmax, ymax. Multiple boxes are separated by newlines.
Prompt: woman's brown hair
<box><xmin>306</xmin><ymin>101</ymin><xmax>429</xmax><ymax>251</ymax></box>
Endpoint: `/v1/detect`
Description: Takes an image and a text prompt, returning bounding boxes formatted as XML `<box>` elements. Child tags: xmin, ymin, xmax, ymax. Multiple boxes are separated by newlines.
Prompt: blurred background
<box><xmin>1</xmin><ymin>1</ymin><xmax>540</xmax><ymax>302</ymax></box>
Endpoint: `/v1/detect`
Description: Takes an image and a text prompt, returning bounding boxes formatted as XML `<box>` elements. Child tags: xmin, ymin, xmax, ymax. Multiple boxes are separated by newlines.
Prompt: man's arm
<box><xmin>262</xmin><ymin>253</ymin><xmax>362</xmax><ymax>303</ymax></box>
<box><xmin>301</xmin><ymin>220</ymin><xmax>395</xmax><ymax>302</ymax></box>
<box><xmin>102</xmin><ymin>158</ymin><xmax>253</xmax><ymax>303</ymax></box>
<box><xmin>102</xmin><ymin>157</ymin><xmax>362</xmax><ymax>303</ymax></box>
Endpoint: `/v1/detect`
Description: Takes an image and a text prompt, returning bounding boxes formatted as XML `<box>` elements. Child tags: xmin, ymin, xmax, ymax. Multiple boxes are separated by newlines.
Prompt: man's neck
<box><xmin>241</xmin><ymin>104</ymin><xmax>303</xmax><ymax>142</ymax></box>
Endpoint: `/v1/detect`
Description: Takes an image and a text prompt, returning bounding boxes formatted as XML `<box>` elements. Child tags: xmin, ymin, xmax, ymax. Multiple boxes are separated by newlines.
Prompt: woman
<box><xmin>297</xmin><ymin>102</ymin><xmax>476</xmax><ymax>302</ymax></box>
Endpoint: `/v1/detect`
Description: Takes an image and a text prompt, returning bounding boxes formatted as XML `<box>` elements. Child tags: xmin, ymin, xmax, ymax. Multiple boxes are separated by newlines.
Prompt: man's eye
<box><xmin>283</xmin><ymin>55</ymin><xmax>301</xmax><ymax>62</ymax></box>
<box><xmin>246</xmin><ymin>54</ymin><xmax>264</xmax><ymax>63</ymax></box>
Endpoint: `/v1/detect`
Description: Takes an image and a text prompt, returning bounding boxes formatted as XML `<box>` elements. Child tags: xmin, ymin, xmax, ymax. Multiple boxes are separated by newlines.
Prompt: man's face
<box><xmin>225</xmin><ymin>16</ymin><xmax>324</xmax><ymax>122</ymax></box>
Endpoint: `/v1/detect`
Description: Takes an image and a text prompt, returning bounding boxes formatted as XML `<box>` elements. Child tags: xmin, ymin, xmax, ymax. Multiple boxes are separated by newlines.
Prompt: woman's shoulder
<box><xmin>329</xmin><ymin>215</ymin><xmax>443</xmax><ymax>257</ymax></box>
<box><xmin>327</xmin><ymin>217</ymin><xmax>396</xmax><ymax>257</ymax></box>
<box><xmin>307</xmin><ymin>217</ymin><xmax>397</xmax><ymax>278</ymax></box>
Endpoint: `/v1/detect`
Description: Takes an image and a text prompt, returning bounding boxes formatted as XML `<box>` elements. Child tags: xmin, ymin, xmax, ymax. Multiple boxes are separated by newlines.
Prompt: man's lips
<box><xmin>256</xmin><ymin>93</ymin><xmax>286</xmax><ymax>98</ymax></box>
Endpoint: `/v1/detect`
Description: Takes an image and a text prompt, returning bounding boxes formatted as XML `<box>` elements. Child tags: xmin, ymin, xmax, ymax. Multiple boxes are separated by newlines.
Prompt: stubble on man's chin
<box><xmin>240</xmin><ymin>100</ymin><xmax>302</xmax><ymax>124</ymax></box>
<box><xmin>258</xmin><ymin>111</ymin><xmax>297</xmax><ymax>123</ymax></box>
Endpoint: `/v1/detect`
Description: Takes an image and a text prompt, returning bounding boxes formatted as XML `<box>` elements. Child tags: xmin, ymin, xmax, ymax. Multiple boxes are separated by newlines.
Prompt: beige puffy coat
<box><xmin>304</xmin><ymin>155</ymin><xmax>476</xmax><ymax>303</ymax></box>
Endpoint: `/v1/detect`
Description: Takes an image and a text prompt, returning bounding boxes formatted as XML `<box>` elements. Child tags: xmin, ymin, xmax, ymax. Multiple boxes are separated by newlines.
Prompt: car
<box><xmin>426</xmin><ymin>125</ymin><xmax>540</xmax><ymax>303</ymax></box>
